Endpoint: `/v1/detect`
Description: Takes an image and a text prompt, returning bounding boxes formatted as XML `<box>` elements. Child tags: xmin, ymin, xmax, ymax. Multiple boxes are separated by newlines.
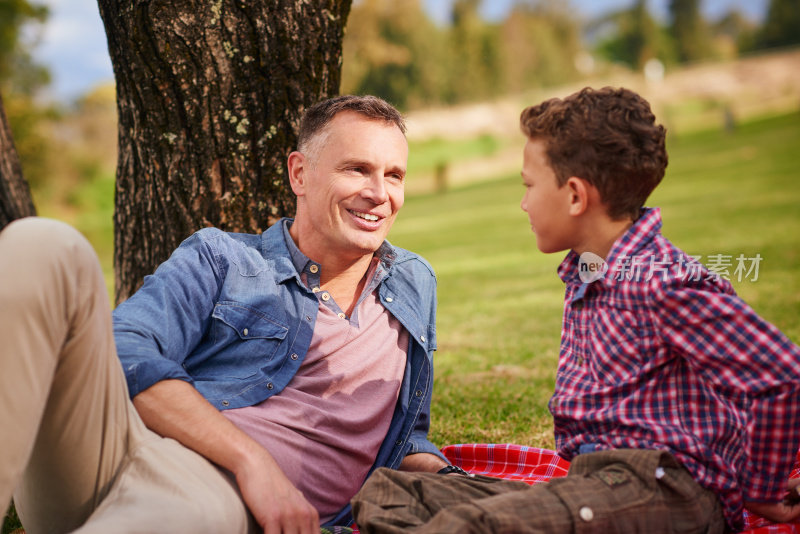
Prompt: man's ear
<box><xmin>565</xmin><ymin>176</ymin><xmax>590</xmax><ymax>216</ymax></box>
<box><xmin>287</xmin><ymin>151</ymin><xmax>306</xmax><ymax>196</ymax></box>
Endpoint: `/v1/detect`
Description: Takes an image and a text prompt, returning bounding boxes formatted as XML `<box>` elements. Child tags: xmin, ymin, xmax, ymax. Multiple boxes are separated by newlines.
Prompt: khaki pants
<box><xmin>0</xmin><ymin>218</ymin><xmax>254</xmax><ymax>534</ymax></box>
<box><xmin>353</xmin><ymin>449</ymin><xmax>727</xmax><ymax>534</ymax></box>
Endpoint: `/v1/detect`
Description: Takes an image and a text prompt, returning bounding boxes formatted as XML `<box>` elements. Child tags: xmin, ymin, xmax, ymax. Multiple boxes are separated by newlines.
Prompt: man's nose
<box><xmin>362</xmin><ymin>174</ymin><xmax>389</xmax><ymax>203</ymax></box>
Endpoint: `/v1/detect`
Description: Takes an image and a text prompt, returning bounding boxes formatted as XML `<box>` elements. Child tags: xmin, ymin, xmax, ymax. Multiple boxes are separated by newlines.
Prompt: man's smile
<box><xmin>349</xmin><ymin>209</ymin><xmax>381</xmax><ymax>222</ymax></box>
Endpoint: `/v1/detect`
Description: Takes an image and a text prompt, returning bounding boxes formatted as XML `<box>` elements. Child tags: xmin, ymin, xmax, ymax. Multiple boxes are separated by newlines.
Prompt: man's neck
<box><xmin>319</xmin><ymin>255</ymin><xmax>375</xmax><ymax>316</ymax></box>
<box><xmin>287</xmin><ymin>220</ymin><xmax>380</xmax><ymax>315</ymax></box>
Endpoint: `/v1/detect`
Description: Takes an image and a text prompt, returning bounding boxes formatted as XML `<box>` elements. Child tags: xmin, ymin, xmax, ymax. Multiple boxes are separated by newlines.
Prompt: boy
<box><xmin>351</xmin><ymin>87</ymin><xmax>800</xmax><ymax>533</ymax></box>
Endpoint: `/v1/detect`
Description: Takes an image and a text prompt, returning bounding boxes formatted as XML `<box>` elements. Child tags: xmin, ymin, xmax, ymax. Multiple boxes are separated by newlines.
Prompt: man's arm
<box><xmin>133</xmin><ymin>379</ymin><xmax>319</xmax><ymax>534</ymax></box>
<box><xmin>398</xmin><ymin>452</ymin><xmax>448</xmax><ymax>473</ymax></box>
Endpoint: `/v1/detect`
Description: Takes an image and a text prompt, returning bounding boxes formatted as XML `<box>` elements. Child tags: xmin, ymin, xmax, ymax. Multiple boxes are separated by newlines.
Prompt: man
<box><xmin>0</xmin><ymin>95</ymin><xmax>449</xmax><ymax>534</ymax></box>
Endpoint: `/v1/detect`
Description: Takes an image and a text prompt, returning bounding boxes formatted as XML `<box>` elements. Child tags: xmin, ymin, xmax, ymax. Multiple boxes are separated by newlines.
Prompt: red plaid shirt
<box><xmin>552</xmin><ymin>207</ymin><xmax>800</xmax><ymax>528</ymax></box>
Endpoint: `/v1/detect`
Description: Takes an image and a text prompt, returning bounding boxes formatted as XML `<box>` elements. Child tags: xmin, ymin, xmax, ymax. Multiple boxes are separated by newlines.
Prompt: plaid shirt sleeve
<box><xmin>653</xmin><ymin>274</ymin><xmax>800</xmax><ymax>503</ymax></box>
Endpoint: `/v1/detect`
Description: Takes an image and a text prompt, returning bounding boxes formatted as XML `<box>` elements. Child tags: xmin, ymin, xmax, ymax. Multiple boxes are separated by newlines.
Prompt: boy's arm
<box><xmin>745</xmin><ymin>478</ymin><xmax>800</xmax><ymax>523</ymax></box>
<box><xmin>655</xmin><ymin>276</ymin><xmax>800</xmax><ymax>506</ymax></box>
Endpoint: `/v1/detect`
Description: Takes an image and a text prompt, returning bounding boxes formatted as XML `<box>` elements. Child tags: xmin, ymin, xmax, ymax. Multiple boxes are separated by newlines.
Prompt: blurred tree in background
<box><xmin>448</xmin><ymin>0</ymin><xmax>502</xmax><ymax>103</ymax></box>
<box><xmin>499</xmin><ymin>1</ymin><xmax>581</xmax><ymax>91</ymax></box>
<box><xmin>669</xmin><ymin>0</ymin><xmax>714</xmax><ymax>62</ymax></box>
<box><xmin>341</xmin><ymin>0</ymin><xmax>448</xmax><ymax>109</ymax></box>
<box><xmin>757</xmin><ymin>0</ymin><xmax>800</xmax><ymax>49</ymax></box>
<box><xmin>0</xmin><ymin>0</ymin><xmax>49</xmax><ymax>94</ymax></box>
<box><xmin>342</xmin><ymin>0</ymin><xmax>582</xmax><ymax>109</ymax></box>
<box><xmin>711</xmin><ymin>9</ymin><xmax>758</xmax><ymax>57</ymax></box>
<box><xmin>593</xmin><ymin>0</ymin><xmax>675</xmax><ymax>70</ymax></box>
<box><xmin>342</xmin><ymin>0</ymin><xmax>799</xmax><ymax>109</ymax></box>
<box><xmin>0</xmin><ymin>0</ymin><xmax>51</xmax><ymax>193</ymax></box>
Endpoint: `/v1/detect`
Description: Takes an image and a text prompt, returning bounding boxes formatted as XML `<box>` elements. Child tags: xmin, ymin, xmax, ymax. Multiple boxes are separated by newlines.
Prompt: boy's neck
<box><xmin>572</xmin><ymin>210</ymin><xmax>634</xmax><ymax>261</ymax></box>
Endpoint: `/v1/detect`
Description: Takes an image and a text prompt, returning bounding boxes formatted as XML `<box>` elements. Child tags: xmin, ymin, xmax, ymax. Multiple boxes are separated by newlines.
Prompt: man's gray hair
<box><xmin>297</xmin><ymin>95</ymin><xmax>406</xmax><ymax>162</ymax></box>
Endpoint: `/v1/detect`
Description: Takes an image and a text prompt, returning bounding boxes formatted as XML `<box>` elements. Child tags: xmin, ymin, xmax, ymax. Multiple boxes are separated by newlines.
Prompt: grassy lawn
<box><xmin>391</xmin><ymin>110</ymin><xmax>800</xmax><ymax>449</ymax></box>
<box><xmin>4</xmin><ymin>110</ymin><xmax>799</xmax><ymax>532</ymax></box>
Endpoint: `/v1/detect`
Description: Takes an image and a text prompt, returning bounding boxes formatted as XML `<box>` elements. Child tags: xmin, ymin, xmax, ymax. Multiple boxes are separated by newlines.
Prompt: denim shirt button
<box><xmin>267</xmin><ymin>382</ymin><xmax>274</xmax><ymax>389</ymax></box>
<box><xmin>420</xmin><ymin>335</ymin><xmax>426</xmax><ymax>342</ymax></box>
<box><xmin>415</xmin><ymin>389</ymin><xmax>423</xmax><ymax>398</ymax></box>
<box><xmin>221</xmin><ymin>400</ymin><xmax>229</xmax><ymax>406</ymax></box>
<box><xmin>385</xmin><ymin>297</ymin><xmax>393</xmax><ymax>303</ymax></box>
<box><xmin>395</xmin><ymin>439</ymin><xmax>403</xmax><ymax>446</ymax></box>
<box><xmin>290</xmin><ymin>353</ymin><xmax>299</xmax><ymax>360</ymax></box>
<box><xmin>243</xmin><ymin>328</ymin><xmax>249</xmax><ymax>336</ymax></box>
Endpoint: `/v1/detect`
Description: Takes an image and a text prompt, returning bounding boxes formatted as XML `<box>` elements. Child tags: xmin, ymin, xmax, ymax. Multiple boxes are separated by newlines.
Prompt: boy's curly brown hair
<box><xmin>520</xmin><ymin>86</ymin><xmax>668</xmax><ymax>220</ymax></box>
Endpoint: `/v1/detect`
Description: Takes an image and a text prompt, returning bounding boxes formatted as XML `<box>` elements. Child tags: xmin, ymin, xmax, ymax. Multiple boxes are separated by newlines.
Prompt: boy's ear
<box><xmin>565</xmin><ymin>176</ymin><xmax>591</xmax><ymax>216</ymax></box>
<box><xmin>287</xmin><ymin>151</ymin><xmax>306</xmax><ymax>196</ymax></box>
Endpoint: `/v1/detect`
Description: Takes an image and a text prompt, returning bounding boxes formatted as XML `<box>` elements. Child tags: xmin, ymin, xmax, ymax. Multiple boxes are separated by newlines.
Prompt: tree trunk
<box><xmin>0</xmin><ymin>92</ymin><xmax>36</xmax><ymax>231</ymax></box>
<box><xmin>97</xmin><ymin>0</ymin><xmax>352</xmax><ymax>303</ymax></box>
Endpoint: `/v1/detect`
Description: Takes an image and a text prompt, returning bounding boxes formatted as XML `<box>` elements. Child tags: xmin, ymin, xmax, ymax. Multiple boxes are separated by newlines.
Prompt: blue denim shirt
<box><xmin>113</xmin><ymin>218</ymin><xmax>444</xmax><ymax>523</ymax></box>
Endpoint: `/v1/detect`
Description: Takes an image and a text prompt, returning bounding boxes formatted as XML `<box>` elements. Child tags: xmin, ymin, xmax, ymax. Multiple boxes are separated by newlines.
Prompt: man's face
<box><xmin>290</xmin><ymin>111</ymin><xmax>407</xmax><ymax>263</ymax></box>
<box><xmin>520</xmin><ymin>138</ymin><xmax>574</xmax><ymax>254</ymax></box>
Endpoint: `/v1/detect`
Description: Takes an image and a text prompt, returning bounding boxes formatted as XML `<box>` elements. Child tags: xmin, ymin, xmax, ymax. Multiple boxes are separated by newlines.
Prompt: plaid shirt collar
<box><xmin>557</xmin><ymin>207</ymin><xmax>663</xmax><ymax>293</ymax></box>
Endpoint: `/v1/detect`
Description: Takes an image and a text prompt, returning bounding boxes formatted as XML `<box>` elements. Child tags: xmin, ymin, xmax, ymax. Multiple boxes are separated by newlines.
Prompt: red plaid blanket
<box><xmin>346</xmin><ymin>444</ymin><xmax>800</xmax><ymax>532</ymax></box>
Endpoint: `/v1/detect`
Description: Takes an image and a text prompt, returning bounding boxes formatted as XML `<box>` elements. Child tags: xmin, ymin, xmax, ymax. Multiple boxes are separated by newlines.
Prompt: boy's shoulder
<box><xmin>601</xmin><ymin>226</ymin><xmax>736</xmax><ymax>309</ymax></box>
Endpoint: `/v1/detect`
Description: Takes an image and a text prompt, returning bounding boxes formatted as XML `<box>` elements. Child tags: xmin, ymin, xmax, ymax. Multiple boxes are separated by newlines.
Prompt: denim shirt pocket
<box><xmin>205</xmin><ymin>302</ymin><xmax>289</xmax><ymax>379</ymax></box>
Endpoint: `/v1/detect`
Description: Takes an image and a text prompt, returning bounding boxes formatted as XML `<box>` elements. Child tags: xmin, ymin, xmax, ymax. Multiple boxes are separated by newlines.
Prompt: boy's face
<box><xmin>520</xmin><ymin>138</ymin><xmax>576</xmax><ymax>253</ymax></box>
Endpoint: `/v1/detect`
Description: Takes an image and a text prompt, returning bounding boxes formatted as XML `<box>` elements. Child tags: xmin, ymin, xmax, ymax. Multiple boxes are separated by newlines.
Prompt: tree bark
<box><xmin>97</xmin><ymin>0</ymin><xmax>352</xmax><ymax>303</ymax></box>
<box><xmin>0</xmin><ymin>92</ymin><xmax>36</xmax><ymax>231</ymax></box>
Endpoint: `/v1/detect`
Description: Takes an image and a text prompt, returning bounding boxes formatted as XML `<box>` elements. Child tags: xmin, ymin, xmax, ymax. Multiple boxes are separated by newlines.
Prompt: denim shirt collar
<box><xmin>266</xmin><ymin>218</ymin><xmax>397</xmax><ymax>295</ymax></box>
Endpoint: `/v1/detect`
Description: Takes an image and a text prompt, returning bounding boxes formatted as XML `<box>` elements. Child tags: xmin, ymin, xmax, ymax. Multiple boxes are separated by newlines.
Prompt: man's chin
<box><xmin>340</xmin><ymin>235</ymin><xmax>385</xmax><ymax>257</ymax></box>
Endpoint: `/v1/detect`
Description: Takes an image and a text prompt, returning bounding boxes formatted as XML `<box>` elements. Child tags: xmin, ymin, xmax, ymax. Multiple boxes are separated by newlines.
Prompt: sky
<box><xmin>30</xmin><ymin>0</ymin><xmax>768</xmax><ymax>103</ymax></box>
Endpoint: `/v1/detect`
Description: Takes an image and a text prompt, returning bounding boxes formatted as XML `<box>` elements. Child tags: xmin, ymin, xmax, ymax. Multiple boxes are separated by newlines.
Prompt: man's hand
<box><xmin>233</xmin><ymin>447</ymin><xmax>318</xmax><ymax>534</ymax></box>
<box><xmin>134</xmin><ymin>380</ymin><xmax>319</xmax><ymax>534</ymax></box>
<box><xmin>745</xmin><ymin>479</ymin><xmax>800</xmax><ymax>524</ymax></box>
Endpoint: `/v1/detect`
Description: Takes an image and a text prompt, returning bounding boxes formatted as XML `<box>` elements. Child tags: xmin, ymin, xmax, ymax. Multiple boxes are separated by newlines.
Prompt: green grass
<box><xmin>407</xmin><ymin>133</ymin><xmax>505</xmax><ymax>177</ymax></box>
<box><xmin>4</xmin><ymin>110</ymin><xmax>799</xmax><ymax>532</ymax></box>
<box><xmin>387</xmin><ymin>111</ymin><xmax>800</xmax><ymax>449</ymax></box>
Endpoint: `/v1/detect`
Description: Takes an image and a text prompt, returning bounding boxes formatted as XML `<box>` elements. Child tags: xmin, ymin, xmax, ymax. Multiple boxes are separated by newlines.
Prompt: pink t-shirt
<box><xmin>223</xmin><ymin>265</ymin><xmax>408</xmax><ymax>522</ymax></box>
